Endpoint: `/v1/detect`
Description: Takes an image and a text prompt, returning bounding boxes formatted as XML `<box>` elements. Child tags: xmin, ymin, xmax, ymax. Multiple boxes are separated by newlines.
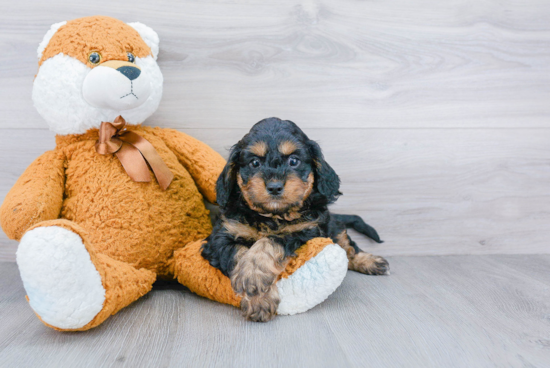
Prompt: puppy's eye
<box><xmin>288</xmin><ymin>156</ymin><xmax>301</xmax><ymax>167</ymax></box>
<box><xmin>127</xmin><ymin>52</ymin><xmax>136</xmax><ymax>63</ymax></box>
<box><xmin>88</xmin><ymin>52</ymin><xmax>101</xmax><ymax>64</ymax></box>
<box><xmin>249</xmin><ymin>159</ymin><xmax>261</xmax><ymax>168</ymax></box>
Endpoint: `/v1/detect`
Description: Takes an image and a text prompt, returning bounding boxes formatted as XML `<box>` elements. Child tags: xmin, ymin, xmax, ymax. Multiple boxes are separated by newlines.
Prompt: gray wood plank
<box><xmin>1</xmin><ymin>255</ymin><xmax>549</xmax><ymax>367</ymax></box>
<box><xmin>320</xmin><ymin>254</ymin><xmax>550</xmax><ymax>368</ymax></box>
<box><xmin>1</xmin><ymin>128</ymin><xmax>549</xmax><ymax>261</ymax></box>
<box><xmin>0</xmin><ymin>0</ymin><xmax>549</xmax><ymax>129</ymax></box>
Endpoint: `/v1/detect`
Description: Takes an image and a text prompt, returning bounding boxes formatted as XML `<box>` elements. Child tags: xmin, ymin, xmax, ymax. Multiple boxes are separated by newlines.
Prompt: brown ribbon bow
<box><xmin>95</xmin><ymin>116</ymin><xmax>174</xmax><ymax>190</ymax></box>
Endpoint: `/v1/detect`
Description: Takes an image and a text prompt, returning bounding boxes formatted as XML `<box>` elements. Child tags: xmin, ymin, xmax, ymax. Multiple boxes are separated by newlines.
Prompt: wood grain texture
<box><xmin>2</xmin><ymin>127</ymin><xmax>549</xmax><ymax>261</ymax></box>
<box><xmin>1</xmin><ymin>255</ymin><xmax>549</xmax><ymax>367</ymax></box>
<box><xmin>1</xmin><ymin>1</ymin><xmax>550</xmax><ymax>260</ymax></box>
<box><xmin>1</xmin><ymin>0</ymin><xmax>550</xmax><ymax>129</ymax></box>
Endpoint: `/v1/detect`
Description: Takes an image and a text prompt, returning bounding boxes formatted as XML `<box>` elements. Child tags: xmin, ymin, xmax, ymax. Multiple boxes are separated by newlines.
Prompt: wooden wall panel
<box><xmin>0</xmin><ymin>0</ymin><xmax>549</xmax><ymax>129</ymax></box>
<box><xmin>1</xmin><ymin>0</ymin><xmax>549</xmax><ymax>261</ymax></box>
<box><xmin>1</xmin><ymin>128</ymin><xmax>549</xmax><ymax>261</ymax></box>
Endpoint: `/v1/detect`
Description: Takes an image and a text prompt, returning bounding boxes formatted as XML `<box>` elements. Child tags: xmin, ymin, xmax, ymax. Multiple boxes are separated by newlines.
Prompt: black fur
<box><xmin>330</xmin><ymin>214</ymin><xmax>383</xmax><ymax>244</ymax></box>
<box><xmin>201</xmin><ymin>117</ymin><xmax>382</xmax><ymax>277</ymax></box>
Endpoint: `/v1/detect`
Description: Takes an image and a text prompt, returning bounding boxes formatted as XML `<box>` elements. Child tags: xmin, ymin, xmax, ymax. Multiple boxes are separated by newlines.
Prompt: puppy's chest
<box><xmin>257</xmin><ymin>220</ymin><xmax>287</xmax><ymax>236</ymax></box>
<box><xmin>223</xmin><ymin>216</ymin><xmax>321</xmax><ymax>244</ymax></box>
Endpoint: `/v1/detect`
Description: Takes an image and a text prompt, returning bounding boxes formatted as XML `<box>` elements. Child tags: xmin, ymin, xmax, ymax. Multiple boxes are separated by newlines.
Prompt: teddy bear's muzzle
<box><xmin>117</xmin><ymin>66</ymin><xmax>141</xmax><ymax>80</ymax></box>
<box><xmin>101</xmin><ymin>60</ymin><xmax>142</xmax><ymax>80</ymax></box>
<box><xmin>82</xmin><ymin>59</ymin><xmax>152</xmax><ymax>111</ymax></box>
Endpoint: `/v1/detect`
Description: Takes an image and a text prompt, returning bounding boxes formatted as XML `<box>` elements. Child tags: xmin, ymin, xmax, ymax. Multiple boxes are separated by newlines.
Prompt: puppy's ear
<box><xmin>216</xmin><ymin>145</ymin><xmax>242</xmax><ymax>208</ymax></box>
<box><xmin>308</xmin><ymin>140</ymin><xmax>341</xmax><ymax>203</ymax></box>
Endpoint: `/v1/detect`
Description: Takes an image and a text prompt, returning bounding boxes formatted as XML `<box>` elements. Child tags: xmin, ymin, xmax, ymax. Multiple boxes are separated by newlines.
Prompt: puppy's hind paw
<box><xmin>349</xmin><ymin>253</ymin><xmax>390</xmax><ymax>275</ymax></box>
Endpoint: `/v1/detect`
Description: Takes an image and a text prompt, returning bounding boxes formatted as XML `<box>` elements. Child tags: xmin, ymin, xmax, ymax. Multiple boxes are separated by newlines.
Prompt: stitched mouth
<box><xmin>120</xmin><ymin>80</ymin><xmax>138</xmax><ymax>100</ymax></box>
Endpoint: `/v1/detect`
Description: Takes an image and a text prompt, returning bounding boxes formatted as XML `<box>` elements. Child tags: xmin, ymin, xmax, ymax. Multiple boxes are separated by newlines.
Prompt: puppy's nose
<box><xmin>266</xmin><ymin>181</ymin><xmax>284</xmax><ymax>195</ymax></box>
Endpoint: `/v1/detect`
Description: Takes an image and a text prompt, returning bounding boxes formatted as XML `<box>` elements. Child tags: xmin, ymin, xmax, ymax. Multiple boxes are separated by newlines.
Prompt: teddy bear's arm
<box><xmin>152</xmin><ymin>128</ymin><xmax>225</xmax><ymax>204</ymax></box>
<box><xmin>0</xmin><ymin>150</ymin><xmax>65</xmax><ymax>241</ymax></box>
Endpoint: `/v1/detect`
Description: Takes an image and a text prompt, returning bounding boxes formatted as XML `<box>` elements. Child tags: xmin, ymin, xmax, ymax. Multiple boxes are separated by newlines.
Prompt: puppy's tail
<box><xmin>331</xmin><ymin>214</ymin><xmax>384</xmax><ymax>244</ymax></box>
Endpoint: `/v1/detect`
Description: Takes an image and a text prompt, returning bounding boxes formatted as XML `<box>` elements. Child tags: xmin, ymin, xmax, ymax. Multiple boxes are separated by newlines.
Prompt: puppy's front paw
<box><xmin>349</xmin><ymin>253</ymin><xmax>390</xmax><ymax>275</ymax></box>
<box><xmin>231</xmin><ymin>261</ymin><xmax>278</xmax><ymax>297</ymax></box>
<box><xmin>240</xmin><ymin>286</ymin><xmax>280</xmax><ymax>322</ymax></box>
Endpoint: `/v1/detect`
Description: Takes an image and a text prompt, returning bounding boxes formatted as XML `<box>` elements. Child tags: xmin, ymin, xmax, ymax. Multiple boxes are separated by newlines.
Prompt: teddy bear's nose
<box><xmin>116</xmin><ymin>66</ymin><xmax>141</xmax><ymax>81</ymax></box>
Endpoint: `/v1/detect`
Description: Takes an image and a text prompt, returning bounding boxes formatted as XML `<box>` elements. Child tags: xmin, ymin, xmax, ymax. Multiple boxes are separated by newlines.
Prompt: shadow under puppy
<box><xmin>202</xmin><ymin>117</ymin><xmax>389</xmax><ymax>322</ymax></box>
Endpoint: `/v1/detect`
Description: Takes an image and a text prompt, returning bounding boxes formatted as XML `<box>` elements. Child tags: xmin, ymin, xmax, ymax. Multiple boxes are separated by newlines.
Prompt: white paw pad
<box><xmin>277</xmin><ymin>243</ymin><xmax>348</xmax><ymax>315</ymax></box>
<box><xmin>17</xmin><ymin>226</ymin><xmax>105</xmax><ymax>329</ymax></box>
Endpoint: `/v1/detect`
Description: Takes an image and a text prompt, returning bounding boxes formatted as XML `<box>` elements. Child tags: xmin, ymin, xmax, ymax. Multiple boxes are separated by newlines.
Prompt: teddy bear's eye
<box><xmin>88</xmin><ymin>52</ymin><xmax>101</xmax><ymax>65</ymax></box>
<box><xmin>127</xmin><ymin>52</ymin><xmax>135</xmax><ymax>63</ymax></box>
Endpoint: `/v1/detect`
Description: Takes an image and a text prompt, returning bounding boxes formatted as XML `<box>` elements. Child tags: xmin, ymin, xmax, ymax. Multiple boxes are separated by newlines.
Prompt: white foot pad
<box><xmin>17</xmin><ymin>226</ymin><xmax>106</xmax><ymax>329</ymax></box>
<box><xmin>277</xmin><ymin>243</ymin><xmax>348</xmax><ymax>315</ymax></box>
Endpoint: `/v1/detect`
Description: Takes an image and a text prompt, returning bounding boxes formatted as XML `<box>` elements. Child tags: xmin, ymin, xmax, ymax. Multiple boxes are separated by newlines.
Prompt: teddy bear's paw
<box><xmin>17</xmin><ymin>226</ymin><xmax>106</xmax><ymax>329</ymax></box>
<box><xmin>276</xmin><ymin>243</ymin><xmax>348</xmax><ymax>316</ymax></box>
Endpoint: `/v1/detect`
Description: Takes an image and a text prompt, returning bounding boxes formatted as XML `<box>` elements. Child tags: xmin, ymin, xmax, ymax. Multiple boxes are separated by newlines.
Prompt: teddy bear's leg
<box><xmin>272</xmin><ymin>240</ymin><xmax>348</xmax><ymax>316</ymax></box>
<box><xmin>171</xmin><ymin>237</ymin><xmax>348</xmax><ymax>316</ymax></box>
<box><xmin>17</xmin><ymin>219</ymin><xmax>156</xmax><ymax>331</ymax></box>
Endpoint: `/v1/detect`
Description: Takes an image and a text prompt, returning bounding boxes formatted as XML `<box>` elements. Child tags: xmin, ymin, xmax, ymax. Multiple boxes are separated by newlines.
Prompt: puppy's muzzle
<box><xmin>266</xmin><ymin>180</ymin><xmax>284</xmax><ymax>196</ymax></box>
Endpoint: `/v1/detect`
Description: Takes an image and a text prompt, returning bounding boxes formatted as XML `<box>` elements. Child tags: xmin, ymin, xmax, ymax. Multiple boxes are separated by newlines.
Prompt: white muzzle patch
<box><xmin>83</xmin><ymin>64</ymin><xmax>152</xmax><ymax>111</ymax></box>
<box><xmin>33</xmin><ymin>54</ymin><xmax>163</xmax><ymax>135</ymax></box>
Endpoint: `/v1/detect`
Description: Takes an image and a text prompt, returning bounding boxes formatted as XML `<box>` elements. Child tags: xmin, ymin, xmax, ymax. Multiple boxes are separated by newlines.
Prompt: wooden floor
<box><xmin>1</xmin><ymin>255</ymin><xmax>549</xmax><ymax>367</ymax></box>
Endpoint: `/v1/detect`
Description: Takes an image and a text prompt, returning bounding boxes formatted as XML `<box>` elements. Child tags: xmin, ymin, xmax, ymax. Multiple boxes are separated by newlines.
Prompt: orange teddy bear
<box><xmin>0</xmin><ymin>16</ymin><xmax>348</xmax><ymax>331</ymax></box>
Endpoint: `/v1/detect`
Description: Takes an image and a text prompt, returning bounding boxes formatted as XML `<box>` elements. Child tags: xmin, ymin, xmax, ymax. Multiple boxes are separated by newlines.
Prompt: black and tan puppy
<box><xmin>202</xmin><ymin>117</ymin><xmax>389</xmax><ymax>322</ymax></box>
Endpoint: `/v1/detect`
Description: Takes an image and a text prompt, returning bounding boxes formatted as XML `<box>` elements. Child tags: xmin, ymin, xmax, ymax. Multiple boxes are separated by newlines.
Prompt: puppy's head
<box><xmin>217</xmin><ymin>117</ymin><xmax>340</xmax><ymax>214</ymax></box>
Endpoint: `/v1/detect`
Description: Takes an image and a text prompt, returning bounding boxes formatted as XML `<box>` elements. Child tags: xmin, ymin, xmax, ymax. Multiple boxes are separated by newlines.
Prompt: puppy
<box><xmin>202</xmin><ymin>117</ymin><xmax>389</xmax><ymax>322</ymax></box>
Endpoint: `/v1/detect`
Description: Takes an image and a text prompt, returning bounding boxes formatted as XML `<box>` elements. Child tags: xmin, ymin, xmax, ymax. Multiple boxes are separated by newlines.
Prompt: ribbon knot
<box><xmin>95</xmin><ymin>116</ymin><xmax>174</xmax><ymax>190</ymax></box>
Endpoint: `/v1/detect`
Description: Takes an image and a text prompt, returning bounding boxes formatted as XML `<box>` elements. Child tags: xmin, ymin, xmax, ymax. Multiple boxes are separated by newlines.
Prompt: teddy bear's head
<box><xmin>33</xmin><ymin>16</ymin><xmax>163</xmax><ymax>135</ymax></box>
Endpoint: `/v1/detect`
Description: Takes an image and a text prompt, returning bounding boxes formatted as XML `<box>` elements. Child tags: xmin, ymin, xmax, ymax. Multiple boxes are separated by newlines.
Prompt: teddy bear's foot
<box><xmin>17</xmin><ymin>219</ymin><xmax>157</xmax><ymax>331</ymax></box>
<box><xmin>17</xmin><ymin>225</ymin><xmax>106</xmax><ymax>330</ymax></box>
<box><xmin>276</xmin><ymin>242</ymin><xmax>348</xmax><ymax>315</ymax></box>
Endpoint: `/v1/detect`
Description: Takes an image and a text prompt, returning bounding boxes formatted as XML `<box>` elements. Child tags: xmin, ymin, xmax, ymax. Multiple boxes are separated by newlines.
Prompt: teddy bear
<box><xmin>0</xmin><ymin>15</ymin><xmax>348</xmax><ymax>331</ymax></box>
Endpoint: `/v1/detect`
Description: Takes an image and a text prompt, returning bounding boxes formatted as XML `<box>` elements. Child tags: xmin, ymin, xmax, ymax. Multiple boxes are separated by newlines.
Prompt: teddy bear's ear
<box><xmin>128</xmin><ymin>22</ymin><xmax>160</xmax><ymax>60</ymax></box>
<box><xmin>37</xmin><ymin>21</ymin><xmax>67</xmax><ymax>60</ymax></box>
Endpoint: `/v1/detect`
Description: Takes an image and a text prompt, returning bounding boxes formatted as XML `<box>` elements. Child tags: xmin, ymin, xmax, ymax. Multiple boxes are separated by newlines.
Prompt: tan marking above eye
<box><xmin>278</xmin><ymin>141</ymin><xmax>298</xmax><ymax>156</ymax></box>
<box><xmin>249</xmin><ymin>141</ymin><xmax>268</xmax><ymax>157</ymax></box>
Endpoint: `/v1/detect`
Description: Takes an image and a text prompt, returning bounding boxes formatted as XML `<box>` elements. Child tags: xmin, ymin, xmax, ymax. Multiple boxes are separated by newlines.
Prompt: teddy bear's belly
<box><xmin>60</xmin><ymin>147</ymin><xmax>213</xmax><ymax>275</ymax></box>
